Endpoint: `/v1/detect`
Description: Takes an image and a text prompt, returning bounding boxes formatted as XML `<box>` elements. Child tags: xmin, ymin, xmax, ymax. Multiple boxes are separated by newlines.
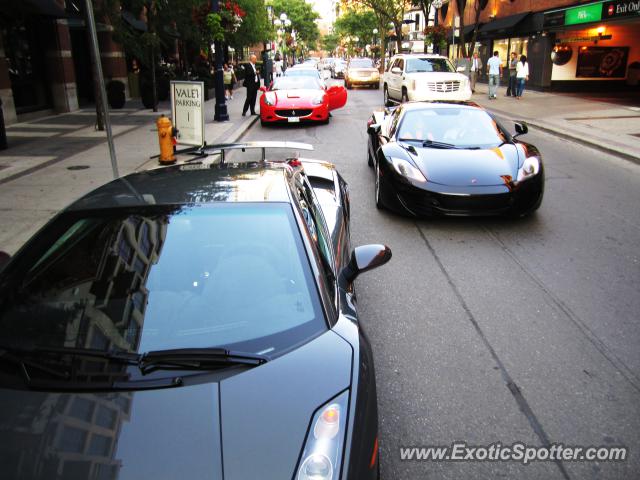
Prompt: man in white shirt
<box><xmin>469</xmin><ymin>52</ymin><xmax>482</xmax><ymax>93</ymax></box>
<box><xmin>486</xmin><ymin>51</ymin><xmax>502</xmax><ymax>99</ymax></box>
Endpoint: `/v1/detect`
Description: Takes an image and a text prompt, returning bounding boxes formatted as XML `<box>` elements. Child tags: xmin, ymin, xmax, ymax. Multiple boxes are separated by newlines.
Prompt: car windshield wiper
<box><xmin>398</xmin><ymin>138</ymin><xmax>459</xmax><ymax>149</ymax></box>
<box><xmin>139</xmin><ymin>348</ymin><xmax>269</xmax><ymax>375</ymax></box>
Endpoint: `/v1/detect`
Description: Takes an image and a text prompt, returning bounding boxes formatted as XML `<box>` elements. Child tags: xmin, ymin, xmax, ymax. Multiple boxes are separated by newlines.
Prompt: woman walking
<box><xmin>515</xmin><ymin>55</ymin><xmax>529</xmax><ymax>99</ymax></box>
<box><xmin>223</xmin><ymin>63</ymin><xmax>237</xmax><ymax>100</ymax></box>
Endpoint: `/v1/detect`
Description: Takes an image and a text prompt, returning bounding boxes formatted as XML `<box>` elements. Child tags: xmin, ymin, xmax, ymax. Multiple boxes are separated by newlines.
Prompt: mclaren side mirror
<box><xmin>0</xmin><ymin>251</ymin><xmax>11</xmax><ymax>271</ymax></box>
<box><xmin>514</xmin><ymin>121</ymin><xmax>528</xmax><ymax>138</ymax></box>
<box><xmin>367</xmin><ymin>124</ymin><xmax>381</xmax><ymax>135</ymax></box>
<box><xmin>339</xmin><ymin>244</ymin><xmax>392</xmax><ymax>286</ymax></box>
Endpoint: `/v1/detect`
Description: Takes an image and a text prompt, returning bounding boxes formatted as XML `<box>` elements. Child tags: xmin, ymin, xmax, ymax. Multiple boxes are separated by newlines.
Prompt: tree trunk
<box><xmin>394</xmin><ymin>21</ymin><xmax>402</xmax><ymax>54</ymax></box>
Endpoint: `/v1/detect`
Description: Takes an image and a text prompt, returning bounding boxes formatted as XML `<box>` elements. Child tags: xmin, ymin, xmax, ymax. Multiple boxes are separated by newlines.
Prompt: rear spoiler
<box><xmin>192</xmin><ymin>141</ymin><xmax>314</xmax><ymax>164</ymax></box>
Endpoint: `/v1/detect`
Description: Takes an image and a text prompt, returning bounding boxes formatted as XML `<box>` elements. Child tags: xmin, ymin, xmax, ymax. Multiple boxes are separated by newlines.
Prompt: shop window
<box><xmin>493</xmin><ymin>39</ymin><xmax>510</xmax><ymax>66</ymax></box>
<box><xmin>509</xmin><ymin>37</ymin><xmax>529</xmax><ymax>58</ymax></box>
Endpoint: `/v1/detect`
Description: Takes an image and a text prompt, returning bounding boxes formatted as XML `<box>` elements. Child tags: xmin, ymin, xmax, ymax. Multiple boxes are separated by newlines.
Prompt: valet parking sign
<box><xmin>171</xmin><ymin>81</ymin><xmax>205</xmax><ymax>147</ymax></box>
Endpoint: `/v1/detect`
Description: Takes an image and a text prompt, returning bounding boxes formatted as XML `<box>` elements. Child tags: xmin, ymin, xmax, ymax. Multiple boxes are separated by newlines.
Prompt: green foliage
<box><xmin>321</xmin><ymin>33</ymin><xmax>340</xmax><ymax>53</ymax></box>
<box><xmin>334</xmin><ymin>9</ymin><xmax>378</xmax><ymax>45</ymax></box>
<box><xmin>271</xmin><ymin>0</ymin><xmax>320</xmax><ymax>48</ymax></box>
<box><xmin>227</xmin><ymin>0</ymin><xmax>272</xmax><ymax>50</ymax></box>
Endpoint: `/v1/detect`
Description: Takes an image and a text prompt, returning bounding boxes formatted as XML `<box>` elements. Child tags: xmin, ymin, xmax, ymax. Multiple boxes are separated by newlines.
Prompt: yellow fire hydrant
<box><xmin>156</xmin><ymin>115</ymin><xmax>176</xmax><ymax>164</ymax></box>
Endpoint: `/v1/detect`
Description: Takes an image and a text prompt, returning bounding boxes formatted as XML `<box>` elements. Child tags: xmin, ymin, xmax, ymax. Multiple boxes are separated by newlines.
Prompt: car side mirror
<box><xmin>367</xmin><ymin>124</ymin><xmax>381</xmax><ymax>135</ymax></box>
<box><xmin>0</xmin><ymin>251</ymin><xmax>11</xmax><ymax>271</ymax></box>
<box><xmin>513</xmin><ymin>121</ymin><xmax>528</xmax><ymax>138</ymax></box>
<box><xmin>259</xmin><ymin>86</ymin><xmax>267</xmax><ymax>93</ymax></box>
<box><xmin>391</xmin><ymin>67</ymin><xmax>402</xmax><ymax>75</ymax></box>
<box><xmin>339</xmin><ymin>244</ymin><xmax>392</xmax><ymax>286</ymax></box>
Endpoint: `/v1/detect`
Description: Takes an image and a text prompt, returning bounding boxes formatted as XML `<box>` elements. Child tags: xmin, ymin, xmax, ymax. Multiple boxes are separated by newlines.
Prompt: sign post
<box><xmin>170</xmin><ymin>81</ymin><xmax>205</xmax><ymax>148</ymax></box>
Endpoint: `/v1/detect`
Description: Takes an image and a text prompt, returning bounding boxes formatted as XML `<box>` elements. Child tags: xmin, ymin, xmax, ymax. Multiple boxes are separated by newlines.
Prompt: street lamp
<box><xmin>211</xmin><ymin>0</ymin><xmax>229</xmax><ymax>121</ymax></box>
<box><xmin>372</xmin><ymin>28</ymin><xmax>378</xmax><ymax>59</ymax></box>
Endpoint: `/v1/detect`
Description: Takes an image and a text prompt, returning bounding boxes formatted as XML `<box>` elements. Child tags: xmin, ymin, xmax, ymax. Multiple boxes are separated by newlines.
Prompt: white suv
<box><xmin>382</xmin><ymin>54</ymin><xmax>472</xmax><ymax>105</ymax></box>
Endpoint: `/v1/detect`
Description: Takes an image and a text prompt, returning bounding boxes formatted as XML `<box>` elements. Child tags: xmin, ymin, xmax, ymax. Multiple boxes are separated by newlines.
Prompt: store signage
<box><xmin>170</xmin><ymin>81</ymin><xmax>205</xmax><ymax>147</ymax></box>
<box><xmin>576</xmin><ymin>46</ymin><xmax>629</xmax><ymax>78</ymax></box>
<box><xmin>565</xmin><ymin>3</ymin><xmax>603</xmax><ymax>25</ymax></box>
<box><xmin>558</xmin><ymin>34</ymin><xmax>612</xmax><ymax>43</ymax></box>
<box><xmin>602</xmin><ymin>0</ymin><xmax>640</xmax><ymax>19</ymax></box>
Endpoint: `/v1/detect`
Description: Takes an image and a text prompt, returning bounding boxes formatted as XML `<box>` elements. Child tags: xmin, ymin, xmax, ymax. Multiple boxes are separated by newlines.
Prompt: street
<box><xmin>242</xmin><ymin>81</ymin><xmax>640</xmax><ymax>479</ymax></box>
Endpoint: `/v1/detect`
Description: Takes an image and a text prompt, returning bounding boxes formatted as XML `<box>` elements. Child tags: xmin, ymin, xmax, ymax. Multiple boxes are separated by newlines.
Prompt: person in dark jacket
<box><xmin>242</xmin><ymin>54</ymin><xmax>260</xmax><ymax>116</ymax></box>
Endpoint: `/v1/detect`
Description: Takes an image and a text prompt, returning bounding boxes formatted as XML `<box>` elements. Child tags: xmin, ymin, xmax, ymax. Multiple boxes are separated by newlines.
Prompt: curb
<box><xmin>485</xmin><ymin>105</ymin><xmax>640</xmax><ymax>165</ymax></box>
<box><xmin>136</xmin><ymin>114</ymin><xmax>260</xmax><ymax>171</ymax></box>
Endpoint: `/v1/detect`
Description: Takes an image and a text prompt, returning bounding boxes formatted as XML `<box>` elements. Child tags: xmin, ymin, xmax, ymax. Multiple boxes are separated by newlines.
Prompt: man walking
<box><xmin>469</xmin><ymin>52</ymin><xmax>482</xmax><ymax>93</ymax></box>
<box><xmin>506</xmin><ymin>52</ymin><xmax>518</xmax><ymax>97</ymax></box>
<box><xmin>242</xmin><ymin>54</ymin><xmax>260</xmax><ymax>116</ymax></box>
<box><xmin>486</xmin><ymin>51</ymin><xmax>502</xmax><ymax>99</ymax></box>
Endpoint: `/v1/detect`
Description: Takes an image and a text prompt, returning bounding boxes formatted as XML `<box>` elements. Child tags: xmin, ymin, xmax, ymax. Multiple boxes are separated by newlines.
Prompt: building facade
<box><xmin>438</xmin><ymin>0</ymin><xmax>640</xmax><ymax>91</ymax></box>
<box><xmin>0</xmin><ymin>1</ymin><xmax>128</xmax><ymax>125</ymax></box>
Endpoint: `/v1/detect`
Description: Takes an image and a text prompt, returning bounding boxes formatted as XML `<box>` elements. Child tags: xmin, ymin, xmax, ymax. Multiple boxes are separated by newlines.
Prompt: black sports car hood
<box><xmin>0</xmin><ymin>331</ymin><xmax>352</xmax><ymax>480</ymax></box>
<box><xmin>410</xmin><ymin>143</ymin><xmax>519</xmax><ymax>187</ymax></box>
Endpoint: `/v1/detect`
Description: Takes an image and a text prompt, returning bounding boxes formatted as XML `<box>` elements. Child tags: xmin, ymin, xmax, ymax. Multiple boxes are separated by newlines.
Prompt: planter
<box><xmin>106</xmin><ymin>80</ymin><xmax>126</xmax><ymax>109</ymax></box>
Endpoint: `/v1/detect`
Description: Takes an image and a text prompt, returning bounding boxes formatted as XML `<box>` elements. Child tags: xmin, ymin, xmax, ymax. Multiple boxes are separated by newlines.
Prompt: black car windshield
<box><xmin>0</xmin><ymin>203</ymin><xmax>326</xmax><ymax>360</ymax></box>
<box><xmin>398</xmin><ymin>107</ymin><xmax>508</xmax><ymax>149</ymax></box>
<box><xmin>272</xmin><ymin>76</ymin><xmax>322</xmax><ymax>90</ymax></box>
<box><xmin>349</xmin><ymin>58</ymin><xmax>374</xmax><ymax>68</ymax></box>
<box><xmin>405</xmin><ymin>58</ymin><xmax>455</xmax><ymax>73</ymax></box>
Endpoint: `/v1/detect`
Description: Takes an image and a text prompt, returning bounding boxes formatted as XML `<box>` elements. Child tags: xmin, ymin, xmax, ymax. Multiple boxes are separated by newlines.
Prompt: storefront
<box><xmin>543</xmin><ymin>0</ymin><xmax>640</xmax><ymax>90</ymax></box>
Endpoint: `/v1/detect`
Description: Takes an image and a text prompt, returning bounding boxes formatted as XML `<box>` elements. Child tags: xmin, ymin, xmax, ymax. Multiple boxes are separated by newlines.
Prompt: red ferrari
<box><xmin>259</xmin><ymin>76</ymin><xmax>347</xmax><ymax>125</ymax></box>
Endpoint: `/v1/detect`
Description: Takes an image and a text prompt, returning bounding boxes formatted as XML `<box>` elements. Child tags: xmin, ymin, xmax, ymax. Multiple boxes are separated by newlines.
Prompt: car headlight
<box><xmin>517</xmin><ymin>156</ymin><xmax>540</xmax><ymax>182</ymax></box>
<box><xmin>296</xmin><ymin>391</ymin><xmax>348</xmax><ymax>480</ymax></box>
<box><xmin>312</xmin><ymin>94</ymin><xmax>325</xmax><ymax>105</ymax></box>
<box><xmin>264</xmin><ymin>92</ymin><xmax>276</xmax><ymax>106</ymax></box>
<box><xmin>388</xmin><ymin>156</ymin><xmax>426</xmax><ymax>182</ymax></box>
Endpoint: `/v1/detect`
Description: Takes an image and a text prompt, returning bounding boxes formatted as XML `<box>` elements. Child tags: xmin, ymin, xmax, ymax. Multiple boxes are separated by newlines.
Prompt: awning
<box><xmin>24</xmin><ymin>0</ymin><xmax>67</xmax><ymax>17</ymax></box>
<box><xmin>462</xmin><ymin>24</ymin><xmax>482</xmax><ymax>41</ymax></box>
<box><xmin>479</xmin><ymin>12</ymin><xmax>530</xmax><ymax>34</ymax></box>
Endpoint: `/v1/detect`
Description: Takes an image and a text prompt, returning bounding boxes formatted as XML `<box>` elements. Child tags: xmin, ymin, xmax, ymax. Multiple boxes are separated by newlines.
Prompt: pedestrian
<box><xmin>469</xmin><ymin>52</ymin><xmax>482</xmax><ymax>93</ymax></box>
<box><xmin>274</xmin><ymin>53</ymin><xmax>283</xmax><ymax>78</ymax></box>
<box><xmin>486</xmin><ymin>51</ymin><xmax>502</xmax><ymax>99</ymax></box>
<box><xmin>242</xmin><ymin>54</ymin><xmax>260</xmax><ymax>116</ymax></box>
<box><xmin>223</xmin><ymin>64</ymin><xmax>236</xmax><ymax>100</ymax></box>
<box><xmin>506</xmin><ymin>52</ymin><xmax>518</xmax><ymax>97</ymax></box>
<box><xmin>515</xmin><ymin>55</ymin><xmax>529</xmax><ymax>99</ymax></box>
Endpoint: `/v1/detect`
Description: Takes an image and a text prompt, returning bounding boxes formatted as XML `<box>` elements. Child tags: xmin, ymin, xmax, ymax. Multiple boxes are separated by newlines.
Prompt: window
<box><xmin>89</xmin><ymin>434</ymin><xmax>112</xmax><ymax>456</ymax></box>
<box><xmin>59</xmin><ymin>426</ymin><xmax>87</xmax><ymax>453</ymax></box>
<box><xmin>69</xmin><ymin>397</ymin><xmax>95</xmax><ymax>422</ymax></box>
<box><xmin>95</xmin><ymin>405</ymin><xmax>117</xmax><ymax>430</ymax></box>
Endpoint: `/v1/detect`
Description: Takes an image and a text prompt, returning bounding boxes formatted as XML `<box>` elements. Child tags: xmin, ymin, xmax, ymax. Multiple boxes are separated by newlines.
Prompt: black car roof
<box><xmin>68</xmin><ymin>162</ymin><xmax>292</xmax><ymax>211</ymax></box>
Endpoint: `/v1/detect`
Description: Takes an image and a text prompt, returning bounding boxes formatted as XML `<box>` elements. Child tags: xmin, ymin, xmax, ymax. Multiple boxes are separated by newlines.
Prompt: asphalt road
<box><xmin>242</xmin><ymin>82</ymin><xmax>640</xmax><ymax>479</ymax></box>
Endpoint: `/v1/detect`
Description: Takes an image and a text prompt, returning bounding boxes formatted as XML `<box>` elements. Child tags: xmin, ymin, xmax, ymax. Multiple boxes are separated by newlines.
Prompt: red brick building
<box><xmin>0</xmin><ymin>0</ymin><xmax>128</xmax><ymax>125</ymax></box>
<box><xmin>438</xmin><ymin>0</ymin><xmax>640</xmax><ymax>91</ymax></box>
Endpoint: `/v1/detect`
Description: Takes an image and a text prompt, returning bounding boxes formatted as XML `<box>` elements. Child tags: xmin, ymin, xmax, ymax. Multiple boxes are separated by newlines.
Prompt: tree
<box><xmin>227</xmin><ymin>0</ymin><xmax>271</xmax><ymax>52</ymax></box>
<box><xmin>467</xmin><ymin>0</ymin><xmax>489</xmax><ymax>56</ymax></box>
<box><xmin>271</xmin><ymin>0</ymin><xmax>320</xmax><ymax>49</ymax></box>
<box><xmin>411</xmin><ymin>0</ymin><xmax>433</xmax><ymax>52</ymax></box>
<box><xmin>343</xmin><ymin>0</ymin><xmax>411</xmax><ymax>53</ymax></box>
<box><xmin>334</xmin><ymin>9</ymin><xmax>378</xmax><ymax>46</ymax></box>
<box><xmin>321</xmin><ymin>33</ymin><xmax>340</xmax><ymax>54</ymax></box>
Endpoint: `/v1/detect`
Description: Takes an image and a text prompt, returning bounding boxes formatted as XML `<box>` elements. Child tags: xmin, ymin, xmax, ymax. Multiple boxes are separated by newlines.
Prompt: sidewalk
<box><xmin>472</xmin><ymin>83</ymin><xmax>640</xmax><ymax>163</ymax></box>
<box><xmin>0</xmin><ymin>85</ymin><xmax>258</xmax><ymax>254</ymax></box>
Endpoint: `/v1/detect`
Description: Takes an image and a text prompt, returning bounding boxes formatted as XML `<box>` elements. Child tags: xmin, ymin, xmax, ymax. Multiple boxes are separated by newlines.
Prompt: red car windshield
<box><xmin>272</xmin><ymin>77</ymin><xmax>322</xmax><ymax>91</ymax></box>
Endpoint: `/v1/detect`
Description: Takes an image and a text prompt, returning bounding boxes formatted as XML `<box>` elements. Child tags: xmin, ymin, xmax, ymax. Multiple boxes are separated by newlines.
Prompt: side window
<box><xmin>388</xmin><ymin>108</ymin><xmax>402</xmax><ymax>137</ymax></box>
<box><xmin>296</xmin><ymin>179</ymin><xmax>336</xmax><ymax>304</ymax></box>
<box><xmin>398</xmin><ymin>59</ymin><xmax>405</xmax><ymax>73</ymax></box>
<box><xmin>386</xmin><ymin>57</ymin><xmax>395</xmax><ymax>73</ymax></box>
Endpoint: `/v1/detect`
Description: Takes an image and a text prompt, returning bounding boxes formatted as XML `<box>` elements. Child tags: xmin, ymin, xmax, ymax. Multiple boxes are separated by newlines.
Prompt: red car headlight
<box><xmin>264</xmin><ymin>92</ymin><xmax>276</xmax><ymax>106</ymax></box>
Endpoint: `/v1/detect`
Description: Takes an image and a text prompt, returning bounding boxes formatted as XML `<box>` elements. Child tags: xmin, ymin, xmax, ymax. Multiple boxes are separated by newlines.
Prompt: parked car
<box><xmin>367</xmin><ymin>102</ymin><xmax>544</xmax><ymax>216</ymax></box>
<box><xmin>382</xmin><ymin>54</ymin><xmax>472</xmax><ymax>105</ymax></box>
<box><xmin>345</xmin><ymin>58</ymin><xmax>380</xmax><ymax>89</ymax></box>
<box><xmin>333</xmin><ymin>59</ymin><xmax>347</xmax><ymax>79</ymax></box>
<box><xmin>259</xmin><ymin>76</ymin><xmax>347</xmax><ymax>125</ymax></box>
<box><xmin>0</xmin><ymin>142</ymin><xmax>391</xmax><ymax>480</ymax></box>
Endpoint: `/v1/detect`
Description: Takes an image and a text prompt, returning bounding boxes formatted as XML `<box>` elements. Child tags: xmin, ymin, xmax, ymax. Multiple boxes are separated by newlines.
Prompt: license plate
<box><xmin>288</xmin><ymin>117</ymin><xmax>300</xmax><ymax>123</ymax></box>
